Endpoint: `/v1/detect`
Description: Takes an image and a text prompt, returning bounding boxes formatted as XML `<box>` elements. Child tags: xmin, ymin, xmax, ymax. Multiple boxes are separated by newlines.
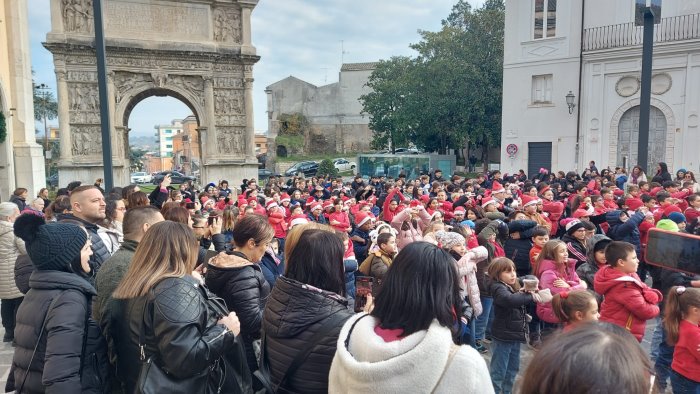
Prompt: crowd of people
<box><xmin>0</xmin><ymin>159</ymin><xmax>698</xmax><ymax>393</ymax></box>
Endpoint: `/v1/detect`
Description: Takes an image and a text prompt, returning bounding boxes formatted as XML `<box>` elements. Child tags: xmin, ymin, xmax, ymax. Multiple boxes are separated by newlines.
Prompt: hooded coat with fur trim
<box><xmin>328</xmin><ymin>314</ymin><xmax>493</xmax><ymax>394</ymax></box>
<box><xmin>593</xmin><ymin>265</ymin><xmax>661</xmax><ymax>341</ymax></box>
<box><xmin>206</xmin><ymin>252</ymin><xmax>270</xmax><ymax>370</ymax></box>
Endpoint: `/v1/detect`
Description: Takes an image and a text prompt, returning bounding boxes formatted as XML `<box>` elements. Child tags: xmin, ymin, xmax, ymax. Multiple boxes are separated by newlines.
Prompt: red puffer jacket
<box><xmin>594</xmin><ymin>265</ymin><xmax>662</xmax><ymax>341</ymax></box>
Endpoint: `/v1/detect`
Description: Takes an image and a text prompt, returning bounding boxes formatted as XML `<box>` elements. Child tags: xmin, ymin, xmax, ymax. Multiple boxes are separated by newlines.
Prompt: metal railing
<box><xmin>583</xmin><ymin>13</ymin><xmax>700</xmax><ymax>51</ymax></box>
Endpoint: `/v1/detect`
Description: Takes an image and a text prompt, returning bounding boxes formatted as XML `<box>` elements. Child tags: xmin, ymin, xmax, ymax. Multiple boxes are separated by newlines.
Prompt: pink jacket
<box><xmin>456</xmin><ymin>246</ymin><xmax>488</xmax><ymax>317</ymax></box>
<box><xmin>390</xmin><ymin>207</ymin><xmax>431</xmax><ymax>251</ymax></box>
<box><xmin>536</xmin><ymin>258</ymin><xmax>586</xmax><ymax>323</ymax></box>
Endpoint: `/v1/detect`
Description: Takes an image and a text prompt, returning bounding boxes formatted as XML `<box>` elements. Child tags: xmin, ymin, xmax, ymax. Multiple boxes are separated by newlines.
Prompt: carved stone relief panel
<box><xmin>168</xmin><ymin>75</ymin><xmax>205</xmax><ymax>107</ymax></box>
<box><xmin>216</xmin><ymin>127</ymin><xmax>246</xmax><ymax>154</ymax></box>
<box><xmin>62</xmin><ymin>0</ymin><xmax>94</xmax><ymax>34</ymax></box>
<box><xmin>213</xmin><ymin>77</ymin><xmax>244</xmax><ymax>89</ymax></box>
<box><xmin>113</xmin><ymin>72</ymin><xmax>152</xmax><ymax>104</ymax></box>
<box><xmin>68</xmin><ymin>84</ymin><xmax>99</xmax><ymax>111</ymax></box>
<box><xmin>71</xmin><ymin>125</ymin><xmax>103</xmax><ymax>156</ymax></box>
<box><xmin>213</xmin><ymin>7</ymin><xmax>242</xmax><ymax>44</ymax></box>
<box><xmin>214</xmin><ymin>90</ymin><xmax>244</xmax><ymax>116</ymax></box>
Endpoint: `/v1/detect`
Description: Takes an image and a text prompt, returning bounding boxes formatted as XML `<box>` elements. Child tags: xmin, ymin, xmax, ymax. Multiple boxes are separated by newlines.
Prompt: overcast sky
<box><xmin>28</xmin><ymin>0</ymin><xmax>483</xmax><ymax>138</ymax></box>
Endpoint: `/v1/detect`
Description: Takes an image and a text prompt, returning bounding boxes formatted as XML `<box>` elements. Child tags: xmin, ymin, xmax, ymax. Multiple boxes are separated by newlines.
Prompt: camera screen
<box><xmin>645</xmin><ymin>229</ymin><xmax>700</xmax><ymax>275</ymax></box>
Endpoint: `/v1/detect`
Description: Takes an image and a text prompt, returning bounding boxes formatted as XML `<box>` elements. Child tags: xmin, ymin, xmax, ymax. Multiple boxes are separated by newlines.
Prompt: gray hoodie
<box><xmin>576</xmin><ymin>234</ymin><xmax>612</xmax><ymax>302</ymax></box>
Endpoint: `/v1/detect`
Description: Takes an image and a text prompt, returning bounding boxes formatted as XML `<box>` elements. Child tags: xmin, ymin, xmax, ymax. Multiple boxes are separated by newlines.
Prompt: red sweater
<box><xmin>268</xmin><ymin>210</ymin><xmax>288</xmax><ymax>239</ymax></box>
<box><xmin>672</xmin><ymin>320</ymin><xmax>700</xmax><ymax>383</ymax></box>
<box><xmin>329</xmin><ymin>211</ymin><xmax>351</xmax><ymax>233</ymax></box>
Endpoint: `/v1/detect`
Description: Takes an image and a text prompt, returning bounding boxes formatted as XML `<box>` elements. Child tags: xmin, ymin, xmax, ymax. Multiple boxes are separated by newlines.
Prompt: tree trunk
<box><xmin>481</xmin><ymin>134</ymin><xmax>490</xmax><ymax>174</ymax></box>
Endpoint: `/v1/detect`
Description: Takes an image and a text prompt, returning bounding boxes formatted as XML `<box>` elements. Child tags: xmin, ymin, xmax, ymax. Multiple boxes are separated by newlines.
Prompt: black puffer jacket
<box><xmin>100</xmin><ymin>276</ymin><xmax>236</xmax><ymax>394</ymax></box>
<box><xmin>489</xmin><ymin>280</ymin><xmax>534</xmax><ymax>342</ymax></box>
<box><xmin>6</xmin><ymin>270</ymin><xmax>108</xmax><ymax>394</ymax></box>
<box><xmin>14</xmin><ymin>254</ymin><xmax>34</xmax><ymax>294</ymax></box>
<box><xmin>206</xmin><ymin>252</ymin><xmax>270</xmax><ymax>371</ymax></box>
<box><xmin>59</xmin><ymin>215</ymin><xmax>111</xmax><ymax>273</ymax></box>
<box><xmin>262</xmin><ymin>277</ymin><xmax>352</xmax><ymax>393</ymax></box>
<box><xmin>503</xmin><ymin>220</ymin><xmax>538</xmax><ymax>276</ymax></box>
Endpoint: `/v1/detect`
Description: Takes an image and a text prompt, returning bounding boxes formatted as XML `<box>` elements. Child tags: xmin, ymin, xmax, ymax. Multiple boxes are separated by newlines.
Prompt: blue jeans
<box><xmin>475</xmin><ymin>296</ymin><xmax>493</xmax><ymax>341</ymax></box>
<box><xmin>650</xmin><ymin>316</ymin><xmax>663</xmax><ymax>361</ymax></box>
<box><xmin>671</xmin><ymin>370</ymin><xmax>700</xmax><ymax>394</ymax></box>
<box><xmin>490</xmin><ymin>339</ymin><xmax>521</xmax><ymax>394</ymax></box>
<box><xmin>655</xmin><ymin>325</ymin><xmax>675</xmax><ymax>391</ymax></box>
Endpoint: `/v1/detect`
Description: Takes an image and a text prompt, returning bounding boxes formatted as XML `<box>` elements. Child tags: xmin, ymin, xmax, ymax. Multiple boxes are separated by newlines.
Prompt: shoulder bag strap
<box><xmin>275</xmin><ymin>311</ymin><xmax>349</xmax><ymax>392</ymax></box>
<box><xmin>17</xmin><ymin>292</ymin><xmax>65</xmax><ymax>393</ymax></box>
<box><xmin>430</xmin><ymin>344</ymin><xmax>459</xmax><ymax>394</ymax></box>
<box><xmin>78</xmin><ymin>294</ymin><xmax>91</xmax><ymax>378</ymax></box>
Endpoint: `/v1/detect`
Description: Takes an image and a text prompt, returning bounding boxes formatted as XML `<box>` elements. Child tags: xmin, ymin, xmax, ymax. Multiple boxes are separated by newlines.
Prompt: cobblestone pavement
<box><xmin>0</xmin><ymin>314</ymin><xmax>658</xmax><ymax>392</ymax></box>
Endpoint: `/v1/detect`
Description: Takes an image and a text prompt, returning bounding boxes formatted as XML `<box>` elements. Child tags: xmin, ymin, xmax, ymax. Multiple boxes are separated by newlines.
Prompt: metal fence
<box><xmin>583</xmin><ymin>13</ymin><xmax>700</xmax><ymax>51</ymax></box>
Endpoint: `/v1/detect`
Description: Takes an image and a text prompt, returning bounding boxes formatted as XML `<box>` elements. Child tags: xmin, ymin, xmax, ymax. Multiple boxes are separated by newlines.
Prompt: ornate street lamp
<box><xmin>565</xmin><ymin>91</ymin><xmax>576</xmax><ymax>115</ymax></box>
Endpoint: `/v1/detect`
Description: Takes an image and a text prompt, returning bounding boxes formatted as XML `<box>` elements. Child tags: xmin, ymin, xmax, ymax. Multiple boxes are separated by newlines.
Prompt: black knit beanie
<box><xmin>14</xmin><ymin>214</ymin><xmax>87</xmax><ymax>272</ymax></box>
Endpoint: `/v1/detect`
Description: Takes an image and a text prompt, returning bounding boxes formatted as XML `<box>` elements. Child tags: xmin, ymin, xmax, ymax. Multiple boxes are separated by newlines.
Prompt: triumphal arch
<box><xmin>44</xmin><ymin>0</ymin><xmax>260</xmax><ymax>186</ymax></box>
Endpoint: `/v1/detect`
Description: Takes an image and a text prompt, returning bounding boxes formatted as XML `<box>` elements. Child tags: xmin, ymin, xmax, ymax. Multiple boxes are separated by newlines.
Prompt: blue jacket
<box><xmin>260</xmin><ymin>250</ymin><xmax>284</xmax><ymax>289</ymax></box>
<box><xmin>605</xmin><ymin>210</ymin><xmax>644</xmax><ymax>255</ymax></box>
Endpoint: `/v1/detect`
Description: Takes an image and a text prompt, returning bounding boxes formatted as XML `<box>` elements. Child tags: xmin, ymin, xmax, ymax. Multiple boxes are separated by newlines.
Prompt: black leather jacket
<box><xmin>262</xmin><ymin>277</ymin><xmax>352</xmax><ymax>393</ymax></box>
<box><xmin>100</xmin><ymin>276</ymin><xmax>235</xmax><ymax>394</ymax></box>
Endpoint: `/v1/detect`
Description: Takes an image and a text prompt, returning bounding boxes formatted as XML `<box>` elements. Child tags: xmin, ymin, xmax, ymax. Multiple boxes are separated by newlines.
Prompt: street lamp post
<box><xmin>638</xmin><ymin>2</ymin><xmax>655</xmax><ymax>173</ymax></box>
<box><xmin>35</xmin><ymin>83</ymin><xmax>51</xmax><ymax>175</ymax></box>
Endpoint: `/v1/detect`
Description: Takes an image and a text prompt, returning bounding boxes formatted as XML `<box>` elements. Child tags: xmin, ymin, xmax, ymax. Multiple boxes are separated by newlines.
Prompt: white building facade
<box><xmin>501</xmin><ymin>0</ymin><xmax>700</xmax><ymax>177</ymax></box>
<box><xmin>154</xmin><ymin>120</ymin><xmax>182</xmax><ymax>158</ymax></box>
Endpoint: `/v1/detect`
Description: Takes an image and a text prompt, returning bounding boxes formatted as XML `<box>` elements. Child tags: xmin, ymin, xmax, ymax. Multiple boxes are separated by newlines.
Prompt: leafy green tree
<box><xmin>317</xmin><ymin>159</ymin><xmax>338</xmax><ymax>177</ymax></box>
<box><xmin>0</xmin><ymin>112</ymin><xmax>6</xmax><ymax>143</ymax></box>
<box><xmin>33</xmin><ymin>85</ymin><xmax>58</xmax><ymax>151</ymax></box>
<box><xmin>360</xmin><ymin>0</ymin><xmax>504</xmax><ymax>163</ymax></box>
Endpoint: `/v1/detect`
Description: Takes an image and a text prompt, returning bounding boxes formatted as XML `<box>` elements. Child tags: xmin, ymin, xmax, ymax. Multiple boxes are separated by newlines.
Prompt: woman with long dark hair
<box><xmin>651</xmin><ymin>162</ymin><xmax>672</xmax><ymax>184</ymax></box>
<box><xmin>260</xmin><ymin>225</ymin><xmax>352</xmax><ymax>393</ymax></box>
<box><xmin>329</xmin><ymin>242</ymin><xmax>492</xmax><ymax>393</ymax></box>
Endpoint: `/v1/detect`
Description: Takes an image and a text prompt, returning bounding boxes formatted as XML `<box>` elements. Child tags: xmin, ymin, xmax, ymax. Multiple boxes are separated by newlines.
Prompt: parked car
<box><xmin>152</xmin><ymin>171</ymin><xmax>196</xmax><ymax>185</ymax></box>
<box><xmin>284</xmin><ymin>161</ymin><xmax>319</xmax><ymax>177</ymax></box>
<box><xmin>333</xmin><ymin>158</ymin><xmax>356</xmax><ymax>172</ymax></box>
<box><xmin>130</xmin><ymin>171</ymin><xmax>152</xmax><ymax>184</ymax></box>
<box><xmin>258</xmin><ymin>168</ymin><xmax>273</xmax><ymax>180</ymax></box>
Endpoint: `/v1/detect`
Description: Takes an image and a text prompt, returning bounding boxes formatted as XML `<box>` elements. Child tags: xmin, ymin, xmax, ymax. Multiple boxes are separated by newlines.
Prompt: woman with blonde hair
<box><xmin>103</xmin><ymin>221</ymin><xmax>245</xmax><ymax>393</ymax></box>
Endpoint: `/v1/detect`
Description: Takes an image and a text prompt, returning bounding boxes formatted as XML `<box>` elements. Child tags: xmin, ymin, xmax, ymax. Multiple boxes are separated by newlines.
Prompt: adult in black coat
<box><xmin>7</xmin><ymin>215</ymin><xmax>108</xmax><ymax>393</ymax></box>
<box><xmin>503</xmin><ymin>219</ymin><xmax>538</xmax><ymax>277</ymax></box>
<box><xmin>100</xmin><ymin>221</ymin><xmax>245</xmax><ymax>394</ymax></box>
<box><xmin>651</xmin><ymin>162</ymin><xmax>673</xmax><ymax>184</ymax></box>
<box><xmin>13</xmin><ymin>254</ymin><xmax>33</xmax><ymax>295</ymax></box>
<box><xmin>205</xmin><ymin>214</ymin><xmax>273</xmax><ymax>374</ymax></box>
<box><xmin>261</xmin><ymin>227</ymin><xmax>352</xmax><ymax>394</ymax></box>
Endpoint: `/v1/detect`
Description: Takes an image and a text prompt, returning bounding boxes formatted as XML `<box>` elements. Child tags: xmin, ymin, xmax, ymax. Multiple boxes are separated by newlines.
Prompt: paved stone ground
<box><xmin>0</xmin><ymin>314</ymin><xmax>658</xmax><ymax>392</ymax></box>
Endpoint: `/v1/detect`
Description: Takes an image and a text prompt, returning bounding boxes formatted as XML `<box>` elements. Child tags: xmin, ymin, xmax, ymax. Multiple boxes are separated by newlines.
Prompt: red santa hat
<box><xmin>289</xmin><ymin>214</ymin><xmax>309</xmax><ymax>227</ymax></box>
<box><xmin>481</xmin><ymin>197</ymin><xmax>497</xmax><ymax>208</ymax></box>
<box><xmin>280</xmin><ymin>193</ymin><xmax>291</xmax><ymax>203</ymax></box>
<box><xmin>491</xmin><ymin>181</ymin><xmax>505</xmax><ymax>194</ymax></box>
<box><xmin>266</xmin><ymin>199</ymin><xmax>278</xmax><ymax>210</ymax></box>
<box><xmin>409</xmin><ymin>200</ymin><xmax>422</xmax><ymax>208</ymax></box>
<box><xmin>306</xmin><ymin>196</ymin><xmax>316</xmax><ymax>206</ymax></box>
<box><xmin>247</xmin><ymin>197</ymin><xmax>258</xmax><ymax>205</ymax></box>
<box><xmin>521</xmin><ymin>194</ymin><xmax>540</xmax><ymax>207</ymax></box>
<box><xmin>420</xmin><ymin>194</ymin><xmax>430</xmax><ymax>204</ymax></box>
<box><xmin>201</xmin><ymin>196</ymin><xmax>210</xmax><ymax>205</ymax></box>
<box><xmin>322</xmin><ymin>200</ymin><xmax>334</xmax><ymax>210</ymax></box>
<box><xmin>625</xmin><ymin>198</ymin><xmax>643</xmax><ymax>211</ymax></box>
<box><xmin>453</xmin><ymin>206</ymin><xmax>466</xmax><ymax>214</ymax></box>
<box><xmin>355</xmin><ymin>211</ymin><xmax>373</xmax><ymax>227</ymax></box>
<box><xmin>572</xmin><ymin>209</ymin><xmax>591</xmax><ymax>219</ymax></box>
<box><xmin>310</xmin><ymin>202</ymin><xmax>323</xmax><ymax>212</ymax></box>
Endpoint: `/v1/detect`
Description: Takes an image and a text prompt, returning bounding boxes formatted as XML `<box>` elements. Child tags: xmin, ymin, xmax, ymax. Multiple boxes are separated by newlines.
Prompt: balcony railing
<box><xmin>583</xmin><ymin>13</ymin><xmax>700</xmax><ymax>51</ymax></box>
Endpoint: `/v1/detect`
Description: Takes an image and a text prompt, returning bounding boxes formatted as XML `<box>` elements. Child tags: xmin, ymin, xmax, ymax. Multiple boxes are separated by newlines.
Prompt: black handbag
<box><xmin>197</xmin><ymin>283</ymin><xmax>254</xmax><ymax>394</ymax></box>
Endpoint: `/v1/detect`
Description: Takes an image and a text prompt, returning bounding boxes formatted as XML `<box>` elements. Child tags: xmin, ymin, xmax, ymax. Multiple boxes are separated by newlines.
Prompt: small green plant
<box><xmin>317</xmin><ymin>158</ymin><xmax>338</xmax><ymax>177</ymax></box>
<box><xmin>0</xmin><ymin>112</ymin><xmax>6</xmax><ymax>143</ymax></box>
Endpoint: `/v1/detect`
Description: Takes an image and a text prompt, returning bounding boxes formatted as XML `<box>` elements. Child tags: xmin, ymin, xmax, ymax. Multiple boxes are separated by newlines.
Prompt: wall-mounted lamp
<box><xmin>566</xmin><ymin>91</ymin><xmax>576</xmax><ymax>115</ymax></box>
<box><xmin>8</xmin><ymin>108</ymin><xmax>16</xmax><ymax>117</ymax></box>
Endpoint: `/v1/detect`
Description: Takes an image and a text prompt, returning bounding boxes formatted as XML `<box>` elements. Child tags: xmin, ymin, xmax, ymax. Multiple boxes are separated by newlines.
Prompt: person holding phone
<box><xmin>148</xmin><ymin>173</ymin><xmax>171</xmax><ymax>209</ymax></box>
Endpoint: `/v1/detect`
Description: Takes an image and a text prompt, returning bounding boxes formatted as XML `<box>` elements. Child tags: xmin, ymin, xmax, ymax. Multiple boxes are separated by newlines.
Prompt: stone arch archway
<box><xmin>609</xmin><ymin>97</ymin><xmax>676</xmax><ymax>170</ymax></box>
<box><xmin>44</xmin><ymin>0</ymin><xmax>260</xmax><ymax>186</ymax></box>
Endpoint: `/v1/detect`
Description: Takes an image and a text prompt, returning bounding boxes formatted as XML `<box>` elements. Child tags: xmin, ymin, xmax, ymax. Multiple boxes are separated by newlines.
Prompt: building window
<box><xmin>165</xmin><ymin>129</ymin><xmax>172</xmax><ymax>134</ymax></box>
<box><xmin>166</xmin><ymin>144</ymin><xmax>173</xmax><ymax>149</ymax></box>
<box><xmin>531</xmin><ymin>74</ymin><xmax>553</xmax><ymax>104</ymax></box>
<box><xmin>534</xmin><ymin>0</ymin><xmax>556</xmax><ymax>39</ymax></box>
